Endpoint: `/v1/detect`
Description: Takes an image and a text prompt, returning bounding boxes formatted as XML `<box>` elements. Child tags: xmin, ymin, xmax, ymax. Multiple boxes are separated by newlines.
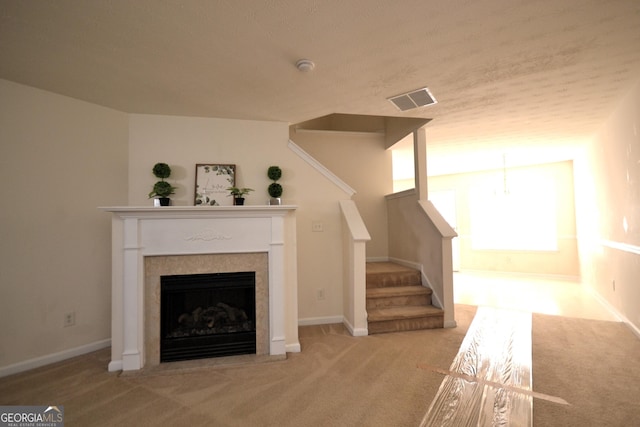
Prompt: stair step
<box><xmin>368</xmin><ymin>305</ymin><xmax>443</xmax><ymax>322</ymax></box>
<box><xmin>367</xmin><ymin>306</ymin><xmax>445</xmax><ymax>334</ymax></box>
<box><xmin>366</xmin><ymin>285</ymin><xmax>432</xmax><ymax>309</ymax></box>
<box><xmin>367</xmin><ymin>285</ymin><xmax>431</xmax><ymax>298</ymax></box>
<box><xmin>366</xmin><ymin>262</ymin><xmax>421</xmax><ymax>288</ymax></box>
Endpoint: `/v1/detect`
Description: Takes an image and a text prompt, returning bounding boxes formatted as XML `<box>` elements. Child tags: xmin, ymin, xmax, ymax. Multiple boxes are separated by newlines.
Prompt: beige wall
<box><xmin>429</xmin><ymin>161</ymin><xmax>580</xmax><ymax>277</ymax></box>
<box><xmin>128</xmin><ymin>115</ymin><xmax>350</xmax><ymax>325</ymax></box>
<box><xmin>387</xmin><ymin>191</ymin><xmax>443</xmax><ymax>287</ymax></box>
<box><xmin>0</xmin><ymin>80</ymin><xmax>129</xmax><ymax>370</ymax></box>
<box><xmin>292</xmin><ymin>130</ymin><xmax>392</xmax><ymax>259</ymax></box>
<box><xmin>575</xmin><ymin>83</ymin><xmax>640</xmax><ymax>331</ymax></box>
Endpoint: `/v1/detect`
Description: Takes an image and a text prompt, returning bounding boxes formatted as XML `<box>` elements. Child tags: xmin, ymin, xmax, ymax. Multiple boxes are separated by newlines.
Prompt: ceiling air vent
<box><xmin>388</xmin><ymin>87</ymin><xmax>437</xmax><ymax>111</ymax></box>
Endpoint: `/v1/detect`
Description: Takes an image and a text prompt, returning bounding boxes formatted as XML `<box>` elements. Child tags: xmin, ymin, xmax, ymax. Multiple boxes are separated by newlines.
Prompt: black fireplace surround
<box><xmin>160</xmin><ymin>271</ymin><xmax>257</xmax><ymax>363</ymax></box>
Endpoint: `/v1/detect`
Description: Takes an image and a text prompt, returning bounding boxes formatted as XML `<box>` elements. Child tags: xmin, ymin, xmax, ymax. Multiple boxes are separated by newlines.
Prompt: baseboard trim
<box><xmin>286</xmin><ymin>343</ymin><xmax>301</xmax><ymax>353</ymax></box>
<box><xmin>625</xmin><ymin>321</ymin><xmax>640</xmax><ymax>340</ymax></box>
<box><xmin>108</xmin><ymin>360</ymin><xmax>123</xmax><ymax>372</ymax></box>
<box><xmin>0</xmin><ymin>339</ymin><xmax>111</xmax><ymax>378</ymax></box>
<box><xmin>298</xmin><ymin>316</ymin><xmax>369</xmax><ymax>336</ymax></box>
<box><xmin>585</xmin><ymin>286</ymin><xmax>640</xmax><ymax>339</ymax></box>
<box><xmin>350</xmin><ymin>328</ymin><xmax>368</xmax><ymax>337</ymax></box>
<box><xmin>444</xmin><ymin>320</ymin><xmax>458</xmax><ymax>328</ymax></box>
<box><xmin>387</xmin><ymin>257</ymin><xmax>446</xmax><ymax>309</ymax></box>
<box><xmin>366</xmin><ymin>256</ymin><xmax>389</xmax><ymax>263</ymax></box>
<box><xmin>343</xmin><ymin>317</ymin><xmax>368</xmax><ymax>337</ymax></box>
<box><xmin>387</xmin><ymin>257</ymin><xmax>421</xmax><ymax>271</ymax></box>
<box><xmin>298</xmin><ymin>315</ymin><xmax>344</xmax><ymax>326</ymax></box>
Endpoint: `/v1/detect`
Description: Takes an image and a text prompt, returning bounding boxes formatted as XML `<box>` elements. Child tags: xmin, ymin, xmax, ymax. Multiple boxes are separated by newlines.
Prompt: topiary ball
<box><xmin>153</xmin><ymin>181</ymin><xmax>174</xmax><ymax>197</ymax></box>
<box><xmin>267</xmin><ymin>166</ymin><xmax>282</xmax><ymax>181</ymax></box>
<box><xmin>268</xmin><ymin>182</ymin><xmax>283</xmax><ymax>198</ymax></box>
<box><xmin>152</xmin><ymin>163</ymin><xmax>172</xmax><ymax>179</ymax></box>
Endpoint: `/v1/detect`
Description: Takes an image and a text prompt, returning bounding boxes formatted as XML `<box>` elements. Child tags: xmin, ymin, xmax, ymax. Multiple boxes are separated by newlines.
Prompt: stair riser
<box><xmin>368</xmin><ymin>316</ymin><xmax>444</xmax><ymax>334</ymax></box>
<box><xmin>366</xmin><ymin>273</ymin><xmax>422</xmax><ymax>288</ymax></box>
<box><xmin>366</xmin><ymin>294</ymin><xmax>432</xmax><ymax>309</ymax></box>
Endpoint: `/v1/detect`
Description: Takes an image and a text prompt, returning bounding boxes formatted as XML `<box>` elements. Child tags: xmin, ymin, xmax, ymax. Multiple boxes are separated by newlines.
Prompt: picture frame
<box><xmin>194</xmin><ymin>164</ymin><xmax>236</xmax><ymax>206</ymax></box>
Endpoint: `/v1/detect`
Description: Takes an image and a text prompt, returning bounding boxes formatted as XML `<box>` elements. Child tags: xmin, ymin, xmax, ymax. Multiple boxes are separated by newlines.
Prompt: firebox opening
<box><xmin>160</xmin><ymin>271</ymin><xmax>257</xmax><ymax>363</ymax></box>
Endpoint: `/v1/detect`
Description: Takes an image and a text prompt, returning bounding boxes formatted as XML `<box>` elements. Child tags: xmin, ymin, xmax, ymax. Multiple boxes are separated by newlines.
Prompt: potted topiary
<box><xmin>227</xmin><ymin>187</ymin><xmax>253</xmax><ymax>205</ymax></box>
<box><xmin>148</xmin><ymin>162</ymin><xmax>177</xmax><ymax>206</ymax></box>
<box><xmin>267</xmin><ymin>165</ymin><xmax>283</xmax><ymax>205</ymax></box>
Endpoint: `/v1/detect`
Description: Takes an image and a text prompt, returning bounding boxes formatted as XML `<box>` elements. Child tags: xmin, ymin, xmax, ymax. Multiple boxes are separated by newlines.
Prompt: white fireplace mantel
<box><xmin>100</xmin><ymin>205</ymin><xmax>299</xmax><ymax>372</ymax></box>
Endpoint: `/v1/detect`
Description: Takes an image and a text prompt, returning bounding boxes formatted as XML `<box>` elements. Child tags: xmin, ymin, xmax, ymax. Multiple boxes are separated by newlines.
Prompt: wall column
<box><xmin>414</xmin><ymin>127</ymin><xmax>428</xmax><ymax>201</ymax></box>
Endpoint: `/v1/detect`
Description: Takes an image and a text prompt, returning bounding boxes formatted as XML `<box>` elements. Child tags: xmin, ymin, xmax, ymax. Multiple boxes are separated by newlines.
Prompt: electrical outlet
<box><xmin>64</xmin><ymin>312</ymin><xmax>76</xmax><ymax>327</ymax></box>
<box><xmin>317</xmin><ymin>288</ymin><xmax>325</xmax><ymax>300</ymax></box>
<box><xmin>312</xmin><ymin>221</ymin><xmax>324</xmax><ymax>232</ymax></box>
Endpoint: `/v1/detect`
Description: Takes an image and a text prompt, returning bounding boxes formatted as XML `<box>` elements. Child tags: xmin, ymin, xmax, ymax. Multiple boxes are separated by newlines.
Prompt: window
<box><xmin>470</xmin><ymin>170</ymin><xmax>557</xmax><ymax>251</ymax></box>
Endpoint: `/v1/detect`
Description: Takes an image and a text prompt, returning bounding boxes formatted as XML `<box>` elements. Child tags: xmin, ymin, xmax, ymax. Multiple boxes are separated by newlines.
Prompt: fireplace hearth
<box><xmin>161</xmin><ymin>272</ymin><xmax>256</xmax><ymax>362</ymax></box>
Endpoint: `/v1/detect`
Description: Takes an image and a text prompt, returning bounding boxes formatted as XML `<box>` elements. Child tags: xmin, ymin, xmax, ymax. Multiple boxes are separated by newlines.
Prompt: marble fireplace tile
<box><xmin>144</xmin><ymin>253</ymin><xmax>269</xmax><ymax>367</ymax></box>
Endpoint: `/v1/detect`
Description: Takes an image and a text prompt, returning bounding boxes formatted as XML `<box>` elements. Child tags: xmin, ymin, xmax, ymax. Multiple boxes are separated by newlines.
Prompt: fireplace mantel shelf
<box><xmin>100</xmin><ymin>205</ymin><xmax>297</xmax><ymax>217</ymax></box>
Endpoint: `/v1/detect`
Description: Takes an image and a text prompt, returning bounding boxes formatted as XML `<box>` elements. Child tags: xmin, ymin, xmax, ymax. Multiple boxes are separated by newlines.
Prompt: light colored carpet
<box><xmin>532</xmin><ymin>313</ymin><xmax>640</xmax><ymax>426</ymax></box>
<box><xmin>1</xmin><ymin>305</ymin><xmax>639</xmax><ymax>426</ymax></box>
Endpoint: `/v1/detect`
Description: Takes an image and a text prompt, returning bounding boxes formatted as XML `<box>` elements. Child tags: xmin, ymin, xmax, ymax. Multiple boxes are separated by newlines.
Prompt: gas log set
<box><xmin>169</xmin><ymin>302</ymin><xmax>253</xmax><ymax>338</ymax></box>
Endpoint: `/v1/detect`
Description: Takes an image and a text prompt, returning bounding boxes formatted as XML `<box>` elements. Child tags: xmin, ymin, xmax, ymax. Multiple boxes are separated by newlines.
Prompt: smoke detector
<box><xmin>296</xmin><ymin>59</ymin><xmax>315</xmax><ymax>72</ymax></box>
<box><xmin>388</xmin><ymin>87</ymin><xmax>437</xmax><ymax>111</ymax></box>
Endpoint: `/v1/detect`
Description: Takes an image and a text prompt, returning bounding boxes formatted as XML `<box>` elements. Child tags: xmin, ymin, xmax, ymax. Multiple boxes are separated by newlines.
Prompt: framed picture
<box><xmin>194</xmin><ymin>164</ymin><xmax>236</xmax><ymax>206</ymax></box>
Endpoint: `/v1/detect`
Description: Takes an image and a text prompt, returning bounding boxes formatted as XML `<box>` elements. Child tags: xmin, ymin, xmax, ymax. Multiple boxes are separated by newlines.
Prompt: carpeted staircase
<box><xmin>366</xmin><ymin>262</ymin><xmax>444</xmax><ymax>334</ymax></box>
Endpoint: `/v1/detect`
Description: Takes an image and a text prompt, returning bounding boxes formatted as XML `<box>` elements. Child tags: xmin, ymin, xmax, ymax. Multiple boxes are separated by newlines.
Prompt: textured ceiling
<box><xmin>1</xmin><ymin>0</ymin><xmax>640</xmax><ymax>154</ymax></box>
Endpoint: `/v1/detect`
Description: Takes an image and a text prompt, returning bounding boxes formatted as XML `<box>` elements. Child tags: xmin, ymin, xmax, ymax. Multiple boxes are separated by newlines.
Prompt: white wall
<box><xmin>128</xmin><ymin>114</ymin><xmax>350</xmax><ymax>324</ymax></box>
<box><xmin>575</xmin><ymin>83</ymin><xmax>640</xmax><ymax>332</ymax></box>
<box><xmin>0</xmin><ymin>80</ymin><xmax>129</xmax><ymax>372</ymax></box>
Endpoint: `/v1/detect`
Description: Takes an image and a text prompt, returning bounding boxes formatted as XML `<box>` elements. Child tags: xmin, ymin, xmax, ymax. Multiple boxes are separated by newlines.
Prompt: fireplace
<box><xmin>160</xmin><ymin>272</ymin><xmax>257</xmax><ymax>362</ymax></box>
<box><xmin>101</xmin><ymin>205</ymin><xmax>299</xmax><ymax>372</ymax></box>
